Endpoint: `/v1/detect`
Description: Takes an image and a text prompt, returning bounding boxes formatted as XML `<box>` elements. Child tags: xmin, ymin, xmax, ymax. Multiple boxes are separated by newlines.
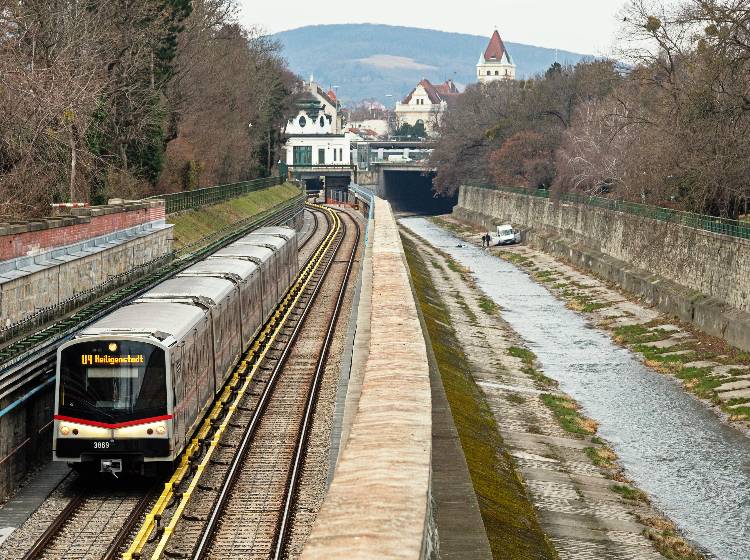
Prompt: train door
<box><xmin>170</xmin><ymin>342</ymin><xmax>186</xmax><ymax>453</ymax></box>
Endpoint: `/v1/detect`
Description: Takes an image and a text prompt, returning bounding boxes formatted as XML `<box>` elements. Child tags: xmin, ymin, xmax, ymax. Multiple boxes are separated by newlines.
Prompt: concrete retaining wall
<box><xmin>302</xmin><ymin>198</ymin><xmax>434</xmax><ymax>559</ymax></box>
<box><xmin>454</xmin><ymin>185</ymin><xmax>750</xmax><ymax>351</ymax></box>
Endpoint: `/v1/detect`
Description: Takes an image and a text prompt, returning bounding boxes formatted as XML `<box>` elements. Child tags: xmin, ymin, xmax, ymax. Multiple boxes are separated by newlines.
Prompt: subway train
<box><xmin>52</xmin><ymin>226</ymin><xmax>299</xmax><ymax>475</ymax></box>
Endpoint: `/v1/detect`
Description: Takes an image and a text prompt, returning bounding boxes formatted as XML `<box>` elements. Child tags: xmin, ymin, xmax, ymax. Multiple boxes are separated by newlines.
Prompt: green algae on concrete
<box><xmin>168</xmin><ymin>182</ymin><xmax>301</xmax><ymax>249</ymax></box>
<box><xmin>402</xmin><ymin>234</ymin><xmax>558</xmax><ymax>560</ymax></box>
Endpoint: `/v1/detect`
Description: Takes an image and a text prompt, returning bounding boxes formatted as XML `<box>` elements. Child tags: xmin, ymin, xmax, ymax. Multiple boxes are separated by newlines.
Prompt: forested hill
<box><xmin>273</xmin><ymin>24</ymin><xmax>590</xmax><ymax>104</ymax></box>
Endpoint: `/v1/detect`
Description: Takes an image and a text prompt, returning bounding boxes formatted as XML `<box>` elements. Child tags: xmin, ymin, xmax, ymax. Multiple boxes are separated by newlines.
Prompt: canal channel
<box><xmin>400</xmin><ymin>217</ymin><xmax>750</xmax><ymax>560</ymax></box>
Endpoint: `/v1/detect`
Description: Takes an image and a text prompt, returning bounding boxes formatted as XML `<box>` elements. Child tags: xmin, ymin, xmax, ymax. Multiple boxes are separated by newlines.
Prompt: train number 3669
<box><xmin>93</xmin><ymin>441</ymin><xmax>111</xmax><ymax>449</ymax></box>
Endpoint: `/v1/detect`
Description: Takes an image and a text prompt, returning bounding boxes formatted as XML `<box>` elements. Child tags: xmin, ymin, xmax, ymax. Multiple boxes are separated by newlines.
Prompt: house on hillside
<box><xmin>283</xmin><ymin>78</ymin><xmax>351</xmax><ymax>169</ymax></box>
<box><xmin>394</xmin><ymin>79</ymin><xmax>460</xmax><ymax>135</ymax></box>
<box><xmin>477</xmin><ymin>30</ymin><xmax>516</xmax><ymax>82</ymax></box>
<box><xmin>282</xmin><ymin>78</ymin><xmax>355</xmax><ymax>202</ymax></box>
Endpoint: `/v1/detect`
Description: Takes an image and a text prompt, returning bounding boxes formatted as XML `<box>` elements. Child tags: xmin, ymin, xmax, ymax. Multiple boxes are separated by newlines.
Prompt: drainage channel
<box><xmin>400</xmin><ymin>217</ymin><xmax>750</xmax><ymax>560</ymax></box>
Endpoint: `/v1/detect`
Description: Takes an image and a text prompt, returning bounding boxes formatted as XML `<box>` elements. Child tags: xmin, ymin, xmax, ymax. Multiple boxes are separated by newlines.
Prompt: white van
<box><xmin>494</xmin><ymin>224</ymin><xmax>521</xmax><ymax>245</ymax></box>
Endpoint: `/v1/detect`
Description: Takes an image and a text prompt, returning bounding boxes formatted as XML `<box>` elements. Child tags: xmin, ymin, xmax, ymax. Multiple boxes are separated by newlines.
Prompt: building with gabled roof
<box><xmin>395</xmin><ymin>78</ymin><xmax>460</xmax><ymax>135</ymax></box>
<box><xmin>477</xmin><ymin>30</ymin><xmax>515</xmax><ymax>82</ymax></box>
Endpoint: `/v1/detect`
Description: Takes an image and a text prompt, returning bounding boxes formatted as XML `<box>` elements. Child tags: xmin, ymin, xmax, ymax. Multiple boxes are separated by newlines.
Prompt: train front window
<box><xmin>59</xmin><ymin>341</ymin><xmax>167</xmax><ymax>423</ymax></box>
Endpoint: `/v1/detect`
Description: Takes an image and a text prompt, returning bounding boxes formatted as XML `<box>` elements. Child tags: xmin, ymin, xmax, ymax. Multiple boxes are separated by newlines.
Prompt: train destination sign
<box><xmin>80</xmin><ymin>354</ymin><xmax>146</xmax><ymax>366</ymax></box>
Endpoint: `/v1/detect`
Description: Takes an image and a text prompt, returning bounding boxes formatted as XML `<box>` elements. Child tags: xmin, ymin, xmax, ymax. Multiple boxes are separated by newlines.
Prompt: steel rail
<box><xmin>122</xmin><ymin>204</ymin><xmax>338</xmax><ymax>560</ymax></box>
<box><xmin>190</xmin><ymin>208</ymin><xmax>349</xmax><ymax>560</ymax></box>
<box><xmin>271</xmin><ymin>209</ymin><xmax>361</xmax><ymax>560</ymax></box>
<box><xmin>0</xmin><ymin>196</ymin><xmax>303</xmax><ymax>414</ymax></box>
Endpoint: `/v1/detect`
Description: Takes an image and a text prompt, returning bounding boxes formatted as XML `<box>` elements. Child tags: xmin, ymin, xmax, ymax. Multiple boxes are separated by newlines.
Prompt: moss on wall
<box><xmin>402</xmin><ymin>234</ymin><xmax>557</xmax><ymax>560</ymax></box>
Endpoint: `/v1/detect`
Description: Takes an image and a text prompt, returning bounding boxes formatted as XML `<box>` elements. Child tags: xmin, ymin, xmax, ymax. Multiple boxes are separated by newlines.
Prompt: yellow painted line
<box><xmin>122</xmin><ymin>204</ymin><xmax>338</xmax><ymax>560</ymax></box>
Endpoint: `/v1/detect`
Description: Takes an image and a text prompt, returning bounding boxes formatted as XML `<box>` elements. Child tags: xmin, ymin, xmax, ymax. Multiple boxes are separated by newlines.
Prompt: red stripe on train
<box><xmin>53</xmin><ymin>414</ymin><xmax>172</xmax><ymax>429</ymax></box>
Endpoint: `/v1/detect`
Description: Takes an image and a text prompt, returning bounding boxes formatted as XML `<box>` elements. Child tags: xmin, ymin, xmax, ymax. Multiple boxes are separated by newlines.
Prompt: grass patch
<box><xmin>168</xmin><ymin>182</ymin><xmax>301</xmax><ymax>250</ymax></box>
<box><xmin>402</xmin><ymin>234</ymin><xmax>558</xmax><ymax>560</ymax></box>
<box><xmin>584</xmin><ymin>446</ymin><xmax>617</xmax><ymax>468</ymax></box>
<box><xmin>501</xmin><ymin>253</ymin><xmax>533</xmax><ymax>267</ymax></box>
<box><xmin>478</xmin><ymin>295</ymin><xmax>499</xmax><ymax>316</ymax></box>
<box><xmin>524</xmin><ymin>366</ymin><xmax>557</xmax><ymax>388</ymax></box>
<box><xmin>611</xmin><ymin>484</ymin><xmax>649</xmax><ymax>502</ymax></box>
<box><xmin>540</xmin><ymin>394</ymin><xmax>597</xmax><ymax>436</ymax></box>
<box><xmin>508</xmin><ymin>346</ymin><xmax>535</xmax><ymax>365</ymax></box>
<box><xmin>534</xmin><ymin>269</ymin><xmax>558</xmax><ymax>283</ymax></box>
<box><xmin>453</xmin><ymin>292</ymin><xmax>478</xmax><ymax>323</ymax></box>
<box><xmin>504</xmin><ymin>393</ymin><xmax>526</xmax><ymax>405</ymax></box>
<box><xmin>639</xmin><ymin>515</ymin><xmax>704</xmax><ymax>560</ymax></box>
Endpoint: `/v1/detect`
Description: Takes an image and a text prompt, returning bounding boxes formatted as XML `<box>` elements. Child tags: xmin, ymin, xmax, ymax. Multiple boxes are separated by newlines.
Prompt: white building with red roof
<box><xmin>477</xmin><ymin>30</ymin><xmax>516</xmax><ymax>82</ymax></box>
<box><xmin>394</xmin><ymin>78</ymin><xmax>460</xmax><ymax>135</ymax></box>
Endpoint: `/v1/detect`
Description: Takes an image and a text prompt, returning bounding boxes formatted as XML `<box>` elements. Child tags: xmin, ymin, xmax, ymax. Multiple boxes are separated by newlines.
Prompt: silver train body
<box><xmin>53</xmin><ymin>227</ymin><xmax>299</xmax><ymax>474</ymax></box>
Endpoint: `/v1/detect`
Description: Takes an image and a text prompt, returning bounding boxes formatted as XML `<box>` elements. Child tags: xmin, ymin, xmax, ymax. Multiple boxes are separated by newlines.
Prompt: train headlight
<box><xmin>59</xmin><ymin>425</ymin><xmax>70</xmax><ymax>436</ymax></box>
<box><xmin>156</xmin><ymin>425</ymin><xmax>166</xmax><ymax>435</ymax></box>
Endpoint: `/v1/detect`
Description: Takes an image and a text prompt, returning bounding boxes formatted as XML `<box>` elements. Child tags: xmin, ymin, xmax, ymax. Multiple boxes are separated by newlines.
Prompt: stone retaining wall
<box><xmin>0</xmin><ymin>224</ymin><xmax>172</xmax><ymax>327</ymax></box>
<box><xmin>454</xmin><ymin>185</ymin><xmax>750</xmax><ymax>351</ymax></box>
<box><xmin>301</xmin><ymin>198</ymin><xmax>434</xmax><ymax>559</ymax></box>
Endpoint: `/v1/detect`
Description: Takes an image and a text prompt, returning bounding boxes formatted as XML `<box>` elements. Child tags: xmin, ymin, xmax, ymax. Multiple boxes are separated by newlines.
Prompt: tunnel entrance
<box><xmin>382</xmin><ymin>170</ymin><xmax>457</xmax><ymax>214</ymax></box>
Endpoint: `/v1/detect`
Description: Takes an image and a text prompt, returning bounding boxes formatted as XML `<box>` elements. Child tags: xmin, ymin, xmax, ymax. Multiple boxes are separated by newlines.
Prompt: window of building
<box><xmin>495</xmin><ymin>71</ymin><xmax>499</xmax><ymax>75</ymax></box>
<box><xmin>339</xmin><ymin>148</ymin><xmax>343</xmax><ymax>161</ymax></box>
<box><xmin>319</xmin><ymin>116</ymin><xmax>325</xmax><ymax>127</ymax></box>
<box><xmin>505</xmin><ymin>69</ymin><xmax>509</xmax><ymax>76</ymax></box>
<box><xmin>318</xmin><ymin>148</ymin><xmax>326</xmax><ymax>165</ymax></box>
<box><xmin>298</xmin><ymin>116</ymin><xmax>307</xmax><ymax>128</ymax></box>
<box><xmin>293</xmin><ymin>145</ymin><xmax>312</xmax><ymax>165</ymax></box>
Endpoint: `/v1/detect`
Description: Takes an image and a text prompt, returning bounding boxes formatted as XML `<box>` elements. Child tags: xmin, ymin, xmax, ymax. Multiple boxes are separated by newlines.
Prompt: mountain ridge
<box><xmin>272</xmin><ymin>23</ymin><xmax>591</xmax><ymax>104</ymax></box>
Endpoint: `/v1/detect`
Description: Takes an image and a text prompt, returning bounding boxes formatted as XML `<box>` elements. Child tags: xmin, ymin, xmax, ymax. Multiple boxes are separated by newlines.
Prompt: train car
<box><xmin>136</xmin><ymin>277</ymin><xmax>242</xmax><ymax>394</ymax></box>
<box><xmin>234</xmin><ymin>235</ymin><xmax>289</xmax><ymax>302</ymax></box>
<box><xmin>177</xmin><ymin>258</ymin><xmax>264</xmax><ymax>350</ymax></box>
<box><xmin>211</xmin><ymin>244</ymin><xmax>277</xmax><ymax>322</ymax></box>
<box><xmin>251</xmin><ymin>226</ymin><xmax>299</xmax><ymax>286</ymax></box>
<box><xmin>52</xmin><ymin>223</ymin><xmax>299</xmax><ymax>476</ymax></box>
<box><xmin>54</xmin><ymin>302</ymin><xmax>212</xmax><ymax>475</ymax></box>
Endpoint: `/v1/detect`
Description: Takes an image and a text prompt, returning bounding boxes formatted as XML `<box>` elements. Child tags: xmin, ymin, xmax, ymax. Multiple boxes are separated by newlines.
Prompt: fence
<box><xmin>150</xmin><ymin>176</ymin><xmax>283</xmax><ymax>214</ymax></box>
<box><xmin>467</xmin><ymin>184</ymin><xmax>750</xmax><ymax>240</ymax></box>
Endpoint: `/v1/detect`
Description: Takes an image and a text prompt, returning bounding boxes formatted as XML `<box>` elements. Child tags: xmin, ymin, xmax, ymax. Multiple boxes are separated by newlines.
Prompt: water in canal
<box><xmin>400</xmin><ymin>217</ymin><xmax>750</xmax><ymax>560</ymax></box>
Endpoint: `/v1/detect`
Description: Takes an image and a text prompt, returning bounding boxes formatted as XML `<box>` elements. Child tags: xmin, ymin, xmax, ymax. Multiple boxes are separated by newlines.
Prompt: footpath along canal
<box><xmin>400</xmin><ymin>217</ymin><xmax>750</xmax><ymax>560</ymax></box>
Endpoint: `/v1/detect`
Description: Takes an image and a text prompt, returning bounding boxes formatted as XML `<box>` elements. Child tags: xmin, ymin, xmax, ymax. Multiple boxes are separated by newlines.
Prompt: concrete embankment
<box><xmin>453</xmin><ymin>185</ymin><xmax>750</xmax><ymax>352</ymax></box>
<box><xmin>301</xmin><ymin>198</ymin><xmax>435</xmax><ymax>559</ymax></box>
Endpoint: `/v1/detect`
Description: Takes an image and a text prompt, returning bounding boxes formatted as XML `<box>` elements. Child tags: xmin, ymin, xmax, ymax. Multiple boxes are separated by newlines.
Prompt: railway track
<box><xmin>18</xmin><ymin>481</ymin><xmax>158</xmax><ymax>560</ymax></box>
<box><xmin>118</xmin><ymin>207</ymin><xmax>360</xmax><ymax>560</ymax></box>
<box><xmin>2</xmin><ymin>203</ymin><xmax>333</xmax><ymax>560</ymax></box>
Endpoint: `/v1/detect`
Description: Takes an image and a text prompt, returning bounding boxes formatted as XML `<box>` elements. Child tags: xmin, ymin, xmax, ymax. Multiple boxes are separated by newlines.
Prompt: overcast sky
<box><xmin>238</xmin><ymin>0</ymin><xmax>629</xmax><ymax>56</ymax></box>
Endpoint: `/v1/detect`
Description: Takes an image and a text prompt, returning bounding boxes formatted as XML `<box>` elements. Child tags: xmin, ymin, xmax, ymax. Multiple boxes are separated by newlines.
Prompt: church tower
<box><xmin>477</xmin><ymin>30</ymin><xmax>516</xmax><ymax>82</ymax></box>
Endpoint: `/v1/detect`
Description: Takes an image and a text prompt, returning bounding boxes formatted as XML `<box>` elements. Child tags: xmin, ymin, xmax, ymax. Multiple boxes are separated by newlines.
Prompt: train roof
<box><xmin>252</xmin><ymin>226</ymin><xmax>296</xmax><ymax>240</ymax></box>
<box><xmin>178</xmin><ymin>258</ymin><xmax>258</xmax><ymax>282</ymax></box>
<box><xmin>235</xmin><ymin>234</ymin><xmax>286</xmax><ymax>250</ymax></box>
<box><xmin>212</xmin><ymin>244</ymin><xmax>273</xmax><ymax>263</ymax></box>
<box><xmin>79</xmin><ymin>302</ymin><xmax>206</xmax><ymax>342</ymax></box>
<box><xmin>137</xmin><ymin>277</ymin><xmax>235</xmax><ymax>307</ymax></box>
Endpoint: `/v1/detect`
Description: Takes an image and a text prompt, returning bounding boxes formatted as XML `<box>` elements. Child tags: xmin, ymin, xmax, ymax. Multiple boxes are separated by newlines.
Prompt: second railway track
<box><xmin>117</xmin><ymin>205</ymin><xmax>360</xmax><ymax>560</ymax></box>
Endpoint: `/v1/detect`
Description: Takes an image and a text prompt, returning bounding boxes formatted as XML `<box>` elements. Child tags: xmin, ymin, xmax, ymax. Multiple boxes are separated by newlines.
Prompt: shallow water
<box><xmin>400</xmin><ymin>217</ymin><xmax>750</xmax><ymax>560</ymax></box>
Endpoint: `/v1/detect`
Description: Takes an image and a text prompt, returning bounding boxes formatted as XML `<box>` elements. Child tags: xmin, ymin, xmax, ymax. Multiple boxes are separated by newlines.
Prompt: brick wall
<box><xmin>0</xmin><ymin>200</ymin><xmax>165</xmax><ymax>262</ymax></box>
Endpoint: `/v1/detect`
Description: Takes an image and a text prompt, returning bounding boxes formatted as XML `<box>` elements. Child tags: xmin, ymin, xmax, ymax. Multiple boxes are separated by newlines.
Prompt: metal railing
<box><xmin>150</xmin><ymin>176</ymin><xmax>283</xmax><ymax>214</ymax></box>
<box><xmin>467</xmin><ymin>184</ymin><xmax>750</xmax><ymax>240</ymax></box>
